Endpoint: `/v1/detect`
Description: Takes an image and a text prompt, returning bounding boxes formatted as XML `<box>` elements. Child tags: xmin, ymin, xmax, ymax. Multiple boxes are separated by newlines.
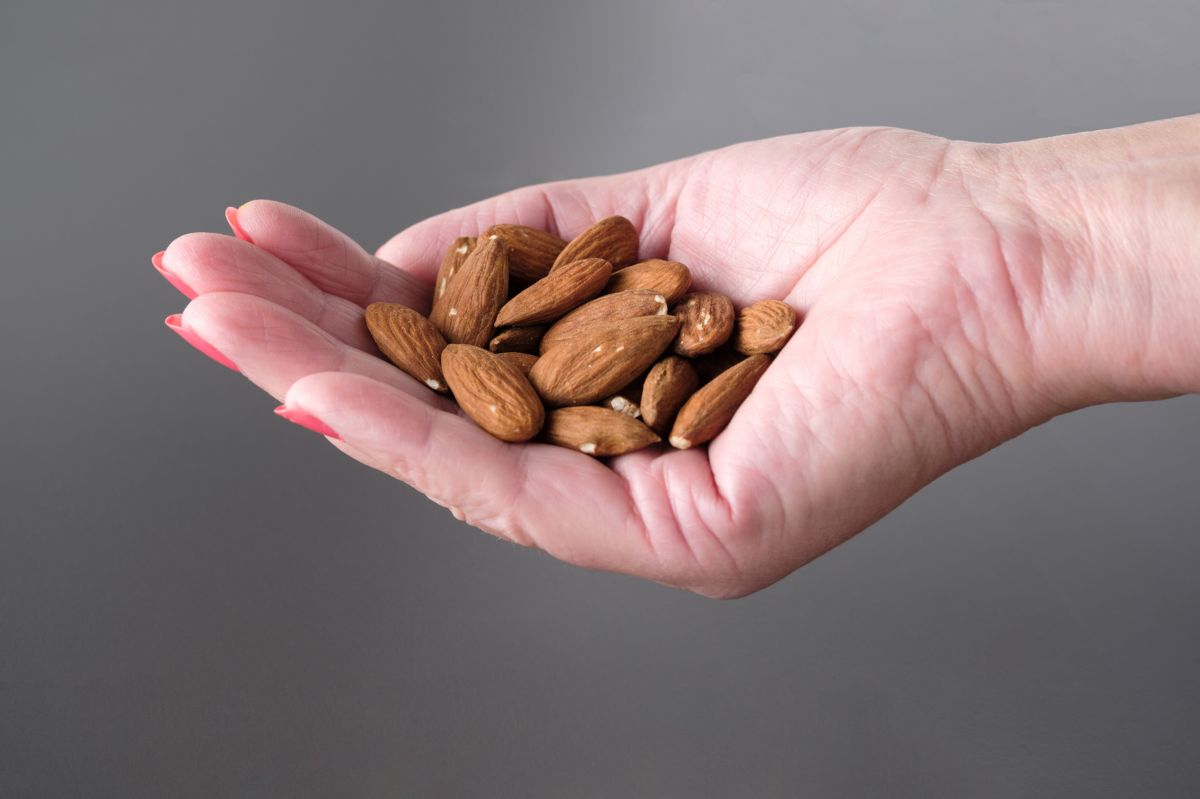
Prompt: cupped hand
<box><xmin>159</xmin><ymin>128</ymin><xmax>1063</xmax><ymax>597</ymax></box>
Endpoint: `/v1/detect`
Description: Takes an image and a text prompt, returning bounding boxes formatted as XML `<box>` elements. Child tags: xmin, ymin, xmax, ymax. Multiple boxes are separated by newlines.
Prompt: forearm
<box><xmin>969</xmin><ymin>116</ymin><xmax>1200</xmax><ymax>411</ymax></box>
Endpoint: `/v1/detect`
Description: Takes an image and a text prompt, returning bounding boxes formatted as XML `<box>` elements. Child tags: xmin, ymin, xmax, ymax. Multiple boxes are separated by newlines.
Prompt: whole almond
<box><xmin>605</xmin><ymin>259</ymin><xmax>691</xmax><ymax>304</ymax></box>
<box><xmin>429</xmin><ymin>237</ymin><xmax>508</xmax><ymax>347</ymax></box>
<box><xmin>433</xmin><ymin>237</ymin><xmax>476</xmax><ymax>303</ymax></box>
<box><xmin>441</xmin><ymin>344</ymin><xmax>544</xmax><ymax>442</ymax></box>
<box><xmin>496</xmin><ymin>351</ymin><xmax>537</xmax><ymax>377</ymax></box>
<box><xmin>539</xmin><ymin>290</ymin><xmax>668</xmax><ymax>353</ymax></box>
<box><xmin>640</xmin><ymin>356</ymin><xmax>699</xmax><ymax>435</ymax></box>
<box><xmin>673</xmin><ymin>291</ymin><xmax>735</xmax><ymax>357</ymax></box>
<box><xmin>735</xmin><ymin>300</ymin><xmax>798</xmax><ymax>354</ymax></box>
<box><xmin>544</xmin><ymin>406</ymin><xmax>660</xmax><ymax>456</ymax></box>
<box><xmin>364</xmin><ymin>303</ymin><xmax>450</xmax><ymax>393</ymax></box>
<box><xmin>489</xmin><ymin>325</ymin><xmax>546</xmax><ymax>354</ymax></box>
<box><xmin>482</xmin><ymin>224</ymin><xmax>566</xmax><ymax>283</ymax></box>
<box><xmin>495</xmin><ymin>258</ymin><xmax>612</xmax><ymax>327</ymax></box>
<box><xmin>528</xmin><ymin>315</ymin><xmax>680</xmax><ymax>406</ymax></box>
<box><xmin>669</xmin><ymin>354</ymin><xmax>769</xmax><ymax>449</ymax></box>
<box><xmin>552</xmin><ymin>216</ymin><xmax>640</xmax><ymax>270</ymax></box>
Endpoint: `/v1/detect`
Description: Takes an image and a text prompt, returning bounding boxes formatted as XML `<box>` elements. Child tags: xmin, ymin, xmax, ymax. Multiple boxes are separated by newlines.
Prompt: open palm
<box><xmin>161</xmin><ymin>127</ymin><xmax>1049</xmax><ymax>597</ymax></box>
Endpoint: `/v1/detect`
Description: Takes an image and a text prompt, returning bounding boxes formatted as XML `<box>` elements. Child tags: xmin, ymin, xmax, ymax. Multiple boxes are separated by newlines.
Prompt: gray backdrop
<box><xmin>2</xmin><ymin>1</ymin><xmax>1198</xmax><ymax>796</ymax></box>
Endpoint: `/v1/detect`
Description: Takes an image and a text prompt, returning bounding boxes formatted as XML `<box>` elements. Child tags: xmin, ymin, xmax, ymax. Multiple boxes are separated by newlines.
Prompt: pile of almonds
<box><xmin>365</xmin><ymin>216</ymin><xmax>797</xmax><ymax>457</ymax></box>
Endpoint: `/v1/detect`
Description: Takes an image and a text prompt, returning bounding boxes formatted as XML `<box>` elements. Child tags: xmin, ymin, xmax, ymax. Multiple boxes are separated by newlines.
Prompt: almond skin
<box><xmin>482</xmin><ymin>224</ymin><xmax>566</xmax><ymax>283</ymax></box>
<box><xmin>528</xmin><ymin>315</ymin><xmax>680</xmax><ymax>406</ymax></box>
<box><xmin>640</xmin><ymin>356</ymin><xmax>699</xmax><ymax>435</ymax></box>
<box><xmin>433</xmin><ymin>237</ymin><xmax>476</xmax><ymax>303</ymax></box>
<box><xmin>735</xmin><ymin>300</ymin><xmax>798</xmax><ymax>354</ymax></box>
<box><xmin>441</xmin><ymin>345</ymin><xmax>544</xmax><ymax>442</ymax></box>
<box><xmin>551</xmin><ymin>216</ymin><xmax>640</xmax><ymax>270</ymax></box>
<box><xmin>364</xmin><ymin>303</ymin><xmax>450</xmax><ymax>393</ymax></box>
<box><xmin>496</xmin><ymin>351</ymin><xmax>537</xmax><ymax>377</ymax></box>
<box><xmin>673</xmin><ymin>291</ymin><xmax>735</xmax><ymax>357</ymax></box>
<box><xmin>605</xmin><ymin>259</ymin><xmax>691</xmax><ymax>304</ymax></box>
<box><xmin>429</xmin><ymin>237</ymin><xmax>508</xmax><ymax>347</ymax></box>
<box><xmin>669</xmin><ymin>354</ymin><xmax>769</xmax><ymax>449</ymax></box>
<box><xmin>543</xmin><ymin>406</ymin><xmax>660</xmax><ymax>456</ymax></box>
<box><xmin>495</xmin><ymin>258</ymin><xmax>612</xmax><ymax>327</ymax></box>
<box><xmin>539</xmin><ymin>290</ymin><xmax>669</xmax><ymax>354</ymax></box>
<box><xmin>489</xmin><ymin>325</ymin><xmax>546</xmax><ymax>354</ymax></box>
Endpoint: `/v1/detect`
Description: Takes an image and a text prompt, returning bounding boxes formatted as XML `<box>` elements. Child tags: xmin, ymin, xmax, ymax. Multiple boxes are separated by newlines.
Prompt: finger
<box><xmin>374</xmin><ymin>163</ymin><xmax>689</xmax><ymax>288</ymax></box>
<box><xmin>230</xmin><ymin>200</ymin><xmax>429</xmax><ymax>310</ymax></box>
<box><xmin>160</xmin><ymin>232</ymin><xmax>375</xmax><ymax>352</ymax></box>
<box><xmin>174</xmin><ymin>292</ymin><xmax>454</xmax><ymax>411</ymax></box>
<box><xmin>280</xmin><ymin>371</ymin><xmax>675</xmax><ymax>582</ymax></box>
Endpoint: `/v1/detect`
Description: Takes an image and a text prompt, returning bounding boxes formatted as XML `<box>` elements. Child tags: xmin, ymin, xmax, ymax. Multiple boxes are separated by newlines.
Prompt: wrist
<box><xmin>966</xmin><ymin>117</ymin><xmax>1200</xmax><ymax>411</ymax></box>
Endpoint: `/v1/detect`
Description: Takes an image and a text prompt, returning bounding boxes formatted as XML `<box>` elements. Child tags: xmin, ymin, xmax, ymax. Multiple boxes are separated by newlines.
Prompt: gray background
<box><xmin>2</xmin><ymin>0</ymin><xmax>1198</xmax><ymax>796</ymax></box>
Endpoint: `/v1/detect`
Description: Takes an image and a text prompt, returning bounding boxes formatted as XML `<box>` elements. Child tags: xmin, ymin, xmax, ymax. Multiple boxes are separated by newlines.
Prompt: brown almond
<box><xmin>640</xmin><ymin>356</ymin><xmax>699</xmax><ymax>435</ymax></box>
<box><xmin>489</xmin><ymin>325</ymin><xmax>546</xmax><ymax>354</ymax></box>
<box><xmin>605</xmin><ymin>259</ymin><xmax>691</xmax><ymax>304</ymax></box>
<box><xmin>432</xmin><ymin>237</ymin><xmax>475</xmax><ymax>304</ymax></box>
<box><xmin>495</xmin><ymin>258</ymin><xmax>612</xmax><ymax>327</ymax></box>
<box><xmin>441</xmin><ymin>345</ymin><xmax>544</xmax><ymax>442</ymax></box>
<box><xmin>528</xmin><ymin>315</ymin><xmax>680</xmax><ymax>406</ymax></box>
<box><xmin>669</xmin><ymin>354</ymin><xmax>770</xmax><ymax>449</ymax></box>
<box><xmin>429</xmin><ymin>237</ymin><xmax>508</xmax><ymax>347</ymax></box>
<box><xmin>496</xmin><ymin>351</ymin><xmax>537</xmax><ymax>377</ymax></box>
<box><xmin>552</xmin><ymin>216</ymin><xmax>640</xmax><ymax>270</ymax></box>
<box><xmin>673</xmin><ymin>291</ymin><xmax>735</xmax><ymax>357</ymax></box>
<box><xmin>482</xmin><ymin>224</ymin><xmax>566</xmax><ymax>283</ymax></box>
<box><xmin>364</xmin><ymin>303</ymin><xmax>450</xmax><ymax>393</ymax></box>
<box><xmin>735</xmin><ymin>300</ymin><xmax>798</xmax><ymax>354</ymax></box>
<box><xmin>543</xmin><ymin>406</ymin><xmax>660</xmax><ymax>456</ymax></box>
<box><xmin>539</xmin><ymin>290</ymin><xmax>669</xmax><ymax>353</ymax></box>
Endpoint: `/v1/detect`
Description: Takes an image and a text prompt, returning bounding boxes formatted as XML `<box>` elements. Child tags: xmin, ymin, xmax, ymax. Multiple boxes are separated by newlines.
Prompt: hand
<box><xmin>157</xmin><ymin>119</ymin><xmax>1200</xmax><ymax>597</ymax></box>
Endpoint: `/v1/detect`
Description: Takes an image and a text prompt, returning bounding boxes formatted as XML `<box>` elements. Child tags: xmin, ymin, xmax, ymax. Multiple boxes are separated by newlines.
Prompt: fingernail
<box><xmin>151</xmin><ymin>251</ymin><xmax>197</xmax><ymax>299</ymax></box>
<box><xmin>274</xmin><ymin>405</ymin><xmax>341</xmax><ymax>440</ymax></box>
<box><xmin>164</xmin><ymin>314</ymin><xmax>239</xmax><ymax>372</ymax></box>
<box><xmin>225</xmin><ymin>206</ymin><xmax>253</xmax><ymax>243</ymax></box>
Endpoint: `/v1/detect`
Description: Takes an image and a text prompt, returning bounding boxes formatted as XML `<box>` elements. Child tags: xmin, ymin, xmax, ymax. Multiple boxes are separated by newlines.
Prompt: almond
<box><xmin>539</xmin><ymin>290</ymin><xmax>668</xmax><ymax>353</ymax></box>
<box><xmin>482</xmin><ymin>224</ymin><xmax>566</xmax><ymax>283</ymax></box>
<box><xmin>552</xmin><ymin>216</ymin><xmax>640</xmax><ymax>270</ymax></box>
<box><xmin>669</xmin><ymin>354</ymin><xmax>769</xmax><ymax>449</ymax></box>
<box><xmin>735</xmin><ymin>300</ymin><xmax>798</xmax><ymax>354</ymax></box>
<box><xmin>489</xmin><ymin>325</ymin><xmax>546</xmax><ymax>354</ymax></box>
<box><xmin>441</xmin><ymin>344</ymin><xmax>544</xmax><ymax>442</ymax></box>
<box><xmin>429</xmin><ymin>237</ymin><xmax>508</xmax><ymax>347</ymax></box>
<box><xmin>364</xmin><ymin>303</ymin><xmax>450</xmax><ymax>393</ymax></box>
<box><xmin>543</xmin><ymin>406</ymin><xmax>660</xmax><ymax>456</ymax></box>
<box><xmin>673</xmin><ymin>291</ymin><xmax>734</xmax><ymax>356</ymax></box>
<box><xmin>495</xmin><ymin>258</ymin><xmax>612</xmax><ymax>327</ymax></box>
<box><xmin>640</xmin><ymin>356</ymin><xmax>699</xmax><ymax>435</ymax></box>
<box><xmin>496</xmin><ymin>351</ymin><xmax>537</xmax><ymax>377</ymax></box>
<box><xmin>433</xmin><ymin>236</ymin><xmax>475</xmax><ymax>303</ymax></box>
<box><xmin>528</xmin><ymin>315</ymin><xmax>680</xmax><ymax>406</ymax></box>
<box><xmin>605</xmin><ymin>259</ymin><xmax>691</xmax><ymax>304</ymax></box>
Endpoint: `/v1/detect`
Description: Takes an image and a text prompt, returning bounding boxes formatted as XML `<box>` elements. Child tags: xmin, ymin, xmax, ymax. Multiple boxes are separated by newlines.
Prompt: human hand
<box><xmin>157</xmin><ymin>118</ymin><xmax>1200</xmax><ymax>596</ymax></box>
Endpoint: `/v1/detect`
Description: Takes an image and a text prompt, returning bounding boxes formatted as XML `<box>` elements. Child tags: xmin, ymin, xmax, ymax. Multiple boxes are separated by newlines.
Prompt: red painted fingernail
<box><xmin>152</xmin><ymin>251</ymin><xmax>197</xmax><ymax>299</ymax></box>
<box><xmin>274</xmin><ymin>405</ymin><xmax>341</xmax><ymax>440</ymax></box>
<box><xmin>225</xmin><ymin>206</ymin><xmax>253</xmax><ymax>243</ymax></box>
<box><xmin>164</xmin><ymin>314</ymin><xmax>239</xmax><ymax>372</ymax></box>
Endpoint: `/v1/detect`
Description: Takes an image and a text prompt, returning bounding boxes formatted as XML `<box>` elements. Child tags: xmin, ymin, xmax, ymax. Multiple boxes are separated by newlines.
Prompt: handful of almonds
<box><xmin>364</xmin><ymin>216</ymin><xmax>798</xmax><ymax>457</ymax></box>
